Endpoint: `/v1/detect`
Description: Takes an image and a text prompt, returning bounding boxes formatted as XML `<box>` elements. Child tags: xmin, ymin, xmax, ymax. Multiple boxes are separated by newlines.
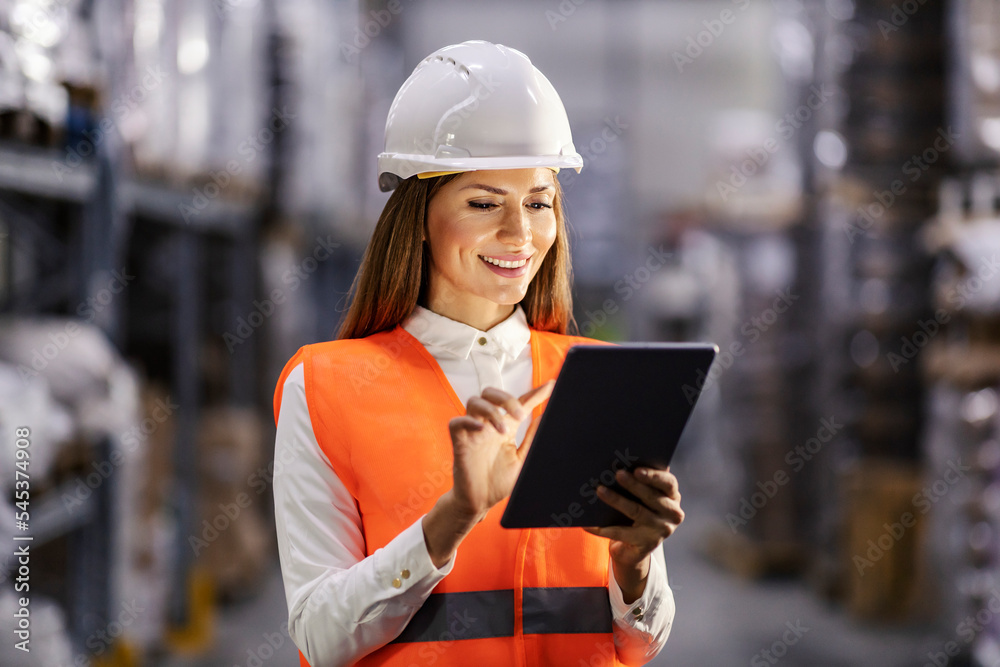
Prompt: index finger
<box><xmin>481</xmin><ymin>386</ymin><xmax>529</xmax><ymax>421</ymax></box>
<box><xmin>518</xmin><ymin>380</ymin><xmax>555</xmax><ymax>414</ymax></box>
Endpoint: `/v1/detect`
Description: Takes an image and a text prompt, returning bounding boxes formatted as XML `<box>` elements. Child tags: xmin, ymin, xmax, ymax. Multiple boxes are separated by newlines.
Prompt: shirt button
<box><xmin>392</xmin><ymin>578</ymin><xmax>402</xmax><ymax>588</ymax></box>
<box><xmin>631</xmin><ymin>607</ymin><xmax>644</xmax><ymax>619</ymax></box>
<box><xmin>477</xmin><ymin>336</ymin><xmax>487</xmax><ymax>346</ymax></box>
<box><xmin>401</xmin><ymin>569</ymin><xmax>410</xmax><ymax>580</ymax></box>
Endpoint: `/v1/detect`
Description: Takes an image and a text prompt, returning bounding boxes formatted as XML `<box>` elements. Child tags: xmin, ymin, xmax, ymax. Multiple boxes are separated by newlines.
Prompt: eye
<box><xmin>468</xmin><ymin>201</ymin><xmax>497</xmax><ymax>210</ymax></box>
<box><xmin>527</xmin><ymin>202</ymin><xmax>552</xmax><ymax>210</ymax></box>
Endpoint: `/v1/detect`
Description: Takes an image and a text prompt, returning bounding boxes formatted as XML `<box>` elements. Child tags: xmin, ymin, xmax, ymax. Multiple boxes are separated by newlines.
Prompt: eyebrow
<box><xmin>460</xmin><ymin>183</ymin><xmax>555</xmax><ymax>195</ymax></box>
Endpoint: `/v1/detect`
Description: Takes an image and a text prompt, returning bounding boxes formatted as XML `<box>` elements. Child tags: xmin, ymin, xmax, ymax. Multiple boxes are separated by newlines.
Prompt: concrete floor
<box><xmin>160</xmin><ymin>562</ymin><xmax>301</xmax><ymax>667</ymax></box>
<box><xmin>650</xmin><ymin>502</ymin><xmax>931</xmax><ymax>667</ymax></box>
<box><xmin>161</xmin><ymin>501</ymin><xmax>938</xmax><ymax>667</ymax></box>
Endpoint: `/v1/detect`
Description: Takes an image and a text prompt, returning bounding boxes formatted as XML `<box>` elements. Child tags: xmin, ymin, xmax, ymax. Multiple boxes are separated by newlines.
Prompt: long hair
<box><xmin>336</xmin><ymin>173</ymin><xmax>577</xmax><ymax>339</ymax></box>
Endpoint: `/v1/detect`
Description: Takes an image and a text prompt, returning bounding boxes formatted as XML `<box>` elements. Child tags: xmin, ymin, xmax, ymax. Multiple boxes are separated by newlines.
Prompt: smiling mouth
<box><xmin>479</xmin><ymin>255</ymin><xmax>530</xmax><ymax>269</ymax></box>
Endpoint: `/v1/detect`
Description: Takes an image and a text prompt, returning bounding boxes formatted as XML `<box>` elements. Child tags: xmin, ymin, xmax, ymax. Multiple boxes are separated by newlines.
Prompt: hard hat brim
<box><xmin>377</xmin><ymin>153</ymin><xmax>584</xmax><ymax>192</ymax></box>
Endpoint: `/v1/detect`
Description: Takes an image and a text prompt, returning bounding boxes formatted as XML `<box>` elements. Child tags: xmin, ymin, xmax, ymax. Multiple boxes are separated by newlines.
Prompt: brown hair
<box><xmin>336</xmin><ymin>173</ymin><xmax>577</xmax><ymax>340</ymax></box>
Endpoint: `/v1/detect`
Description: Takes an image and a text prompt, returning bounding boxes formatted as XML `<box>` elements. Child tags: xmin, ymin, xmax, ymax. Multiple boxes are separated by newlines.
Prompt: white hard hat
<box><xmin>377</xmin><ymin>40</ymin><xmax>583</xmax><ymax>192</ymax></box>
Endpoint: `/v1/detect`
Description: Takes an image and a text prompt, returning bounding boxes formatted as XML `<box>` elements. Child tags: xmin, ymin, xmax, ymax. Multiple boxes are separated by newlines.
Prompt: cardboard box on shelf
<box><xmin>193</xmin><ymin>407</ymin><xmax>272</xmax><ymax>600</ymax></box>
<box><xmin>840</xmin><ymin>458</ymin><xmax>931</xmax><ymax>621</ymax></box>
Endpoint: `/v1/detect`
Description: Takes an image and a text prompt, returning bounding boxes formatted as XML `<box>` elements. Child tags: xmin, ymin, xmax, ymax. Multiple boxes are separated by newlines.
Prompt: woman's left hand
<box><xmin>582</xmin><ymin>466</ymin><xmax>684</xmax><ymax>600</ymax></box>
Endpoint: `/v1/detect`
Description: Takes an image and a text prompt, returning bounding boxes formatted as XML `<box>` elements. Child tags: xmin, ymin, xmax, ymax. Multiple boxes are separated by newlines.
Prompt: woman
<box><xmin>273</xmin><ymin>41</ymin><xmax>684</xmax><ymax>667</ymax></box>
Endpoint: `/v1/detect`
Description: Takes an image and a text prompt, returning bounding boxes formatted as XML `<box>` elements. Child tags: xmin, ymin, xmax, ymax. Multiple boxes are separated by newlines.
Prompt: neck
<box><xmin>423</xmin><ymin>294</ymin><xmax>517</xmax><ymax>332</ymax></box>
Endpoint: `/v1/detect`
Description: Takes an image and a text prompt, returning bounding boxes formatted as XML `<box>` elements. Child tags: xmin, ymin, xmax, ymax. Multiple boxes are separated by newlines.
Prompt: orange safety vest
<box><xmin>273</xmin><ymin>323</ymin><xmax>624</xmax><ymax>667</ymax></box>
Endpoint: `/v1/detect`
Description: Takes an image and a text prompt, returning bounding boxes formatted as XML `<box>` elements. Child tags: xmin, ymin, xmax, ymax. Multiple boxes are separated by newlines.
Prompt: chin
<box><xmin>480</xmin><ymin>286</ymin><xmax>528</xmax><ymax>305</ymax></box>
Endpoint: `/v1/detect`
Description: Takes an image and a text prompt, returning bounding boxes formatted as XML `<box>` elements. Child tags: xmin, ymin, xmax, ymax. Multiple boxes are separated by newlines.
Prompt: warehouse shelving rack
<box><xmin>0</xmin><ymin>140</ymin><xmax>121</xmax><ymax>656</ymax></box>
<box><xmin>0</xmin><ymin>138</ymin><xmax>259</xmax><ymax>657</ymax></box>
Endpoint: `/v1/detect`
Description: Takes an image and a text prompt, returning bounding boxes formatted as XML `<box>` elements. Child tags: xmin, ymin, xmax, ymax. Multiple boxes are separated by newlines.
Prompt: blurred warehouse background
<box><xmin>0</xmin><ymin>0</ymin><xmax>999</xmax><ymax>665</ymax></box>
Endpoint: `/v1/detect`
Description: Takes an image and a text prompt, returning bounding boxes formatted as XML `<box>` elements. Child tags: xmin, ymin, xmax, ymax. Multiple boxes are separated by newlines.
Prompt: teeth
<box><xmin>480</xmin><ymin>255</ymin><xmax>527</xmax><ymax>269</ymax></box>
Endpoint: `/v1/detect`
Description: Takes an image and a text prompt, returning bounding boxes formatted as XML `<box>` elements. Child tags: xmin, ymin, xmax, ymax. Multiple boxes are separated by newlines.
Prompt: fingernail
<box><xmin>516</xmin><ymin>408</ymin><xmax>528</xmax><ymax>420</ymax></box>
<box><xmin>636</xmin><ymin>468</ymin><xmax>648</xmax><ymax>478</ymax></box>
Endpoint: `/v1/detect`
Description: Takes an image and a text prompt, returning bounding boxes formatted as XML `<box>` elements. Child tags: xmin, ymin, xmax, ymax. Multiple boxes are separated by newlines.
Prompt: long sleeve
<box><xmin>609</xmin><ymin>545</ymin><xmax>675</xmax><ymax>665</ymax></box>
<box><xmin>273</xmin><ymin>363</ymin><xmax>455</xmax><ymax>667</ymax></box>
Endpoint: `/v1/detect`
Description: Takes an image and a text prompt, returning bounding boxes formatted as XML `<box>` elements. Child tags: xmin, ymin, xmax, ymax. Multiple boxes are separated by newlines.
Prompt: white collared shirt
<box><xmin>273</xmin><ymin>303</ymin><xmax>675</xmax><ymax>667</ymax></box>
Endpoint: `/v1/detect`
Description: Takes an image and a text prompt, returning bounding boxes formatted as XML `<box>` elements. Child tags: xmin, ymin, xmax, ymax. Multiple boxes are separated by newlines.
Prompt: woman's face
<box><xmin>423</xmin><ymin>168</ymin><xmax>558</xmax><ymax>320</ymax></box>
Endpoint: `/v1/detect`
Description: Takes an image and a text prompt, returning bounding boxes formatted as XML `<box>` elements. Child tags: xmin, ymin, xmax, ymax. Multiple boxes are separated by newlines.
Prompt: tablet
<box><xmin>500</xmin><ymin>342</ymin><xmax>718</xmax><ymax>529</ymax></box>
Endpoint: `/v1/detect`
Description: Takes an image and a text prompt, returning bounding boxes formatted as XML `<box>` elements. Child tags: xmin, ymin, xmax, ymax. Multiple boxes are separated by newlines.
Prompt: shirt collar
<box><xmin>401</xmin><ymin>303</ymin><xmax>531</xmax><ymax>361</ymax></box>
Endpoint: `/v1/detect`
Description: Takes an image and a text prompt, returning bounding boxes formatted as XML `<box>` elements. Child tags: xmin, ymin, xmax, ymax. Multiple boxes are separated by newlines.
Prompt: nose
<box><xmin>497</xmin><ymin>206</ymin><xmax>531</xmax><ymax>246</ymax></box>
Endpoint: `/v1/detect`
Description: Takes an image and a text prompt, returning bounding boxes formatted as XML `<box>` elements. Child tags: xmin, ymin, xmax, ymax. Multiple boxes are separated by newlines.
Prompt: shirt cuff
<box><xmin>607</xmin><ymin>548</ymin><xmax>668</xmax><ymax>629</ymax></box>
<box><xmin>370</xmin><ymin>515</ymin><xmax>455</xmax><ymax>608</ymax></box>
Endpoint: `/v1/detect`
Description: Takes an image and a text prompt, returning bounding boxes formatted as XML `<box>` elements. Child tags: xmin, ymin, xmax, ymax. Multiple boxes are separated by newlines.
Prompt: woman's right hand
<box><xmin>422</xmin><ymin>380</ymin><xmax>554</xmax><ymax>568</ymax></box>
<box><xmin>447</xmin><ymin>380</ymin><xmax>555</xmax><ymax>522</ymax></box>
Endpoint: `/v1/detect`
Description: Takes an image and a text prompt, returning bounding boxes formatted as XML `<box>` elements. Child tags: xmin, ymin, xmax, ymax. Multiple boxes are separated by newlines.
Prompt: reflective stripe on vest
<box><xmin>391</xmin><ymin>586</ymin><xmax>612</xmax><ymax>644</ymax></box>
